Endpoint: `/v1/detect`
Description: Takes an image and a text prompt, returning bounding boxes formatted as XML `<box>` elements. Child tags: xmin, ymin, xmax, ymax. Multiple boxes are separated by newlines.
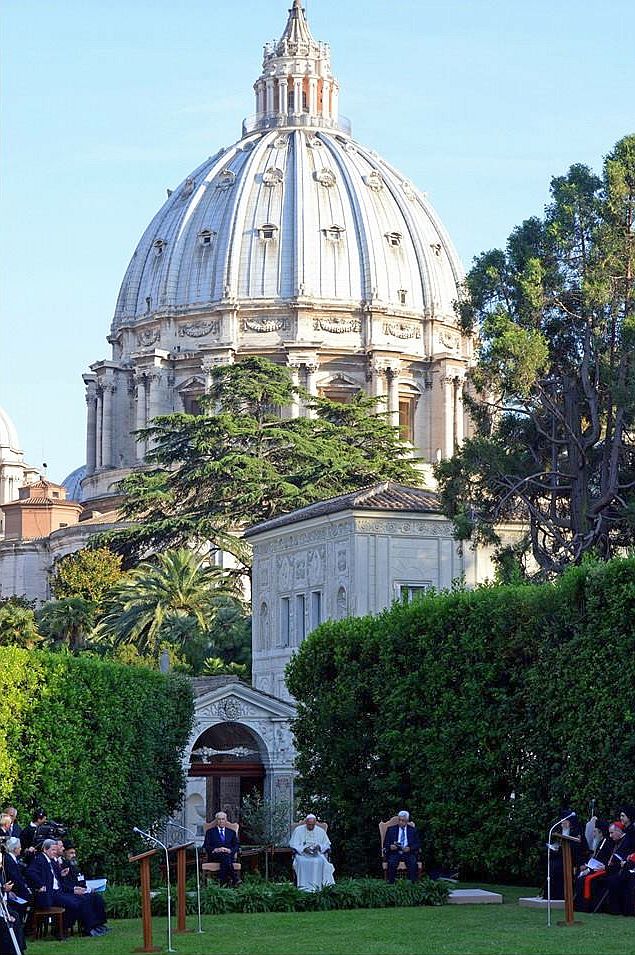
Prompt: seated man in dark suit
<box><xmin>19</xmin><ymin>809</ymin><xmax>47</xmax><ymax>865</ymax></box>
<box><xmin>59</xmin><ymin>843</ymin><xmax>109</xmax><ymax>935</ymax></box>
<box><xmin>25</xmin><ymin>839</ymin><xmax>103</xmax><ymax>938</ymax></box>
<box><xmin>2</xmin><ymin>837</ymin><xmax>32</xmax><ymax>954</ymax></box>
<box><xmin>203</xmin><ymin>812</ymin><xmax>240</xmax><ymax>886</ymax></box>
<box><xmin>4</xmin><ymin>808</ymin><xmax>22</xmax><ymax>840</ymax></box>
<box><xmin>383</xmin><ymin>810</ymin><xmax>421</xmax><ymax>884</ymax></box>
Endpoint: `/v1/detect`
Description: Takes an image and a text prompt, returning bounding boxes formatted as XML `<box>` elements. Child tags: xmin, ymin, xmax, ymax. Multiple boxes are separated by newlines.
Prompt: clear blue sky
<box><xmin>1</xmin><ymin>0</ymin><xmax>633</xmax><ymax>482</ymax></box>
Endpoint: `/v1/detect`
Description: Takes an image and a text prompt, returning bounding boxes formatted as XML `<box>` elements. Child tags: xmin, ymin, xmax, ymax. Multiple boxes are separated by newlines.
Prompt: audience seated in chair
<box><xmin>381</xmin><ymin>811</ymin><xmax>422</xmax><ymax>884</ymax></box>
<box><xmin>202</xmin><ymin>813</ymin><xmax>241</xmax><ymax>886</ymax></box>
<box><xmin>289</xmin><ymin>815</ymin><xmax>334</xmax><ymax>892</ymax></box>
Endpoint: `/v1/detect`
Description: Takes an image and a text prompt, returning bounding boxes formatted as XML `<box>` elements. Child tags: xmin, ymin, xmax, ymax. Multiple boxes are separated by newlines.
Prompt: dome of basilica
<box><xmin>113</xmin><ymin>128</ymin><xmax>463</xmax><ymax>329</ymax></box>
<box><xmin>83</xmin><ymin>0</ymin><xmax>473</xmax><ymax>505</ymax></box>
<box><xmin>0</xmin><ymin>406</ymin><xmax>21</xmax><ymax>458</ymax></box>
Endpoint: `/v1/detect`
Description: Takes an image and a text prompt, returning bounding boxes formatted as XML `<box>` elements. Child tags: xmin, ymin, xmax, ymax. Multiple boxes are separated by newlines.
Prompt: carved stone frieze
<box><xmin>178</xmin><ymin>320</ymin><xmax>220</xmax><ymax>338</ymax></box>
<box><xmin>313</xmin><ymin>316</ymin><xmax>361</xmax><ymax>334</ymax></box>
<box><xmin>242</xmin><ymin>317</ymin><xmax>291</xmax><ymax>333</ymax></box>
<box><xmin>438</xmin><ymin>329</ymin><xmax>461</xmax><ymax>352</ymax></box>
<box><xmin>354</xmin><ymin>517</ymin><xmax>450</xmax><ymax>537</ymax></box>
<box><xmin>383</xmin><ymin>321</ymin><xmax>421</xmax><ymax>340</ymax></box>
<box><xmin>136</xmin><ymin>329</ymin><xmax>160</xmax><ymax>347</ymax></box>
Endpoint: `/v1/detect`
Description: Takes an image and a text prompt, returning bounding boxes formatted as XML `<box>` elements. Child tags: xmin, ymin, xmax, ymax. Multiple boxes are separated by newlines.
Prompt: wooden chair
<box><xmin>201</xmin><ymin>820</ymin><xmax>242</xmax><ymax>883</ymax></box>
<box><xmin>379</xmin><ymin>816</ymin><xmax>423</xmax><ymax>880</ymax></box>
<box><xmin>31</xmin><ymin>906</ymin><xmax>66</xmax><ymax>940</ymax></box>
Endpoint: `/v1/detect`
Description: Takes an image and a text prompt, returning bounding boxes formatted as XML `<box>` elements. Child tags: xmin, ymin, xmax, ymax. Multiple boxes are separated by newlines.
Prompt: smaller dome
<box><xmin>0</xmin><ymin>406</ymin><xmax>21</xmax><ymax>453</ymax></box>
<box><xmin>62</xmin><ymin>465</ymin><xmax>87</xmax><ymax>502</ymax></box>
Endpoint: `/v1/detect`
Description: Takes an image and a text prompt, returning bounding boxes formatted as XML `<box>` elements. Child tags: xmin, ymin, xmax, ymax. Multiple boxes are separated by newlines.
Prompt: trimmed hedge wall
<box><xmin>286</xmin><ymin>558</ymin><xmax>635</xmax><ymax>882</ymax></box>
<box><xmin>103</xmin><ymin>877</ymin><xmax>448</xmax><ymax>918</ymax></box>
<box><xmin>0</xmin><ymin>649</ymin><xmax>194</xmax><ymax>877</ymax></box>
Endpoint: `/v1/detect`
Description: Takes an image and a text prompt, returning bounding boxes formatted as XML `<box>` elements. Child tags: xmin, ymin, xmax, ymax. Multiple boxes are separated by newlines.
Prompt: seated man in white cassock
<box><xmin>289</xmin><ymin>814</ymin><xmax>335</xmax><ymax>892</ymax></box>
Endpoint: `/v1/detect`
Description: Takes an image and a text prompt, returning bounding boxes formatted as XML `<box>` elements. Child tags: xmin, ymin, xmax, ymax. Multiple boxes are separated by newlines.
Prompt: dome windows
<box><xmin>153</xmin><ymin>239</ymin><xmax>167</xmax><ymax>257</ymax></box>
<box><xmin>323</xmin><ymin>224</ymin><xmax>345</xmax><ymax>242</ymax></box>
<box><xmin>364</xmin><ymin>171</ymin><xmax>384</xmax><ymax>192</ymax></box>
<box><xmin>314</xmin><ymin>168</ymin><xmax>336</xmax><ymax>187</ymax></box>
<box><xmin>262</xmin><ymin>167</ymin><xmax>284</xmax><ymax>186</ymax></box>
<box><xmin>386</xmin><ymin>231</ymin><xmax>403</xmax><ymax>248</ymax></box>
<box><xmin>398</xmin><ymin>289</ymin><xmax>408</xmax><ymax>305</ymax></box>
<box><xmin>217</xmin><ymin>169</ymin><xmax>236</xmax><ymax>190</ymax></box>
<box><xmin>198</xmin><ymin>229</ymin><xmax>216</xmax><ymax>247</ymax></box>
<box><xmin>258</xmin><ymin>223</ymin><xmax>279</xmax><ymax>241</ymax></box>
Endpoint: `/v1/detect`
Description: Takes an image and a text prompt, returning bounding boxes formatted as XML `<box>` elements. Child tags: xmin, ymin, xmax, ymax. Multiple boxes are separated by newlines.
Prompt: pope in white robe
<box><xmin>289</xmin><ymin>815</ymin><xmax>335</xmax><ymax>891</ymax></box>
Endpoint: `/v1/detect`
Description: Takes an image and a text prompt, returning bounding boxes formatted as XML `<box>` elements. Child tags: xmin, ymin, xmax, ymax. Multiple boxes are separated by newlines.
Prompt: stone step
<box><xmin>448</xmin><ymin>889</ymin><xmax>503</xmax><ymax>904</ymax></box>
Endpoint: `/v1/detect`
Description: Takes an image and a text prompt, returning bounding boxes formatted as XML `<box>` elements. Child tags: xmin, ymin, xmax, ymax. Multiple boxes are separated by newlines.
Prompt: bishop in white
<box><xmin>289</xmin><ymin>814</ymin><xmax>335</xmax><ymax>891</ymax></box>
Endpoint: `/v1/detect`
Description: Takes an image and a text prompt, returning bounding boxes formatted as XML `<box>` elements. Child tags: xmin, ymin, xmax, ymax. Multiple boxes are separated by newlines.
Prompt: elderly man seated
<box><xmin>289</xmin><ymin>814</ymin><xmax>335</xmax><ymax>892</ymax></box>
<box><xmin>383</xmin><ymin>810</ymin><xmax>421</xmax><ymax>884</ymax></box>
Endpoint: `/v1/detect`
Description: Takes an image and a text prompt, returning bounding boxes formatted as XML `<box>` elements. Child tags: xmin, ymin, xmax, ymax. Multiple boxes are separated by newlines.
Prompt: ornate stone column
<box><xmin>265</xmin><ymin>76</ymin><xmax>275</xmax><ymax>114</ymax></box>
<box><xmin>308</xmin><ymin>75</ymin><xmax>318</xmax><ymax>115</ymax></box>
<box><xmin>134</xmin><ymin>374</ymin><xmax>147</xmax><ymax>462</ymax></box>
<box><xmin>288</xmin><ymin>362</ymin><xmax>302</xmax><ymax>418</ymax></box>
<box><xmin>293</xmin><ymin>77</ymin><xmax>303</xmax><ymax>115</ymax></box>
<box><xmin>101</xmin><ymin>383</ymin><xmax>115</xmax><ymax>469</ymax></box>
<box><xmin>277</xmin><ymin>75</ymin><xmax>287</xmax><ymax>114</ymax></box>
<box><xmin>454</xmin><ymin>376</ymin><xmax>464</xmax><ymax>449</ymax></box>
<box><xmin>95</xmin><ymin>389</ymin><xmax>103</xmax><ymax>470</ymax></box>
<box><xmin>442</xmin><ymin>375</ymin><xmax>455</xmax><ymax>459</ymax></box>
<box><xmin>385</xmin><ymin>361</ymin><xmax>401</xmax><ymax>430</ymax></box>
<box><xmin>304</xmin><ymin>361</ymin><xmax>319</xmax><ymax>418</ymax></box>
<box><xmin>84</xmin><ymin>380</ymin><xmax>97</xmax><ymax>475</ymax></box>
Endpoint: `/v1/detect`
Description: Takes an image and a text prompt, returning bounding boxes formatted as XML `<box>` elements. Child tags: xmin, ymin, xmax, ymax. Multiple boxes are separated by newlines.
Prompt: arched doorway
<box><xmin>188</xmin><ymin>722</ymin><xmax>265</xmax><ymax>832</ymax></box>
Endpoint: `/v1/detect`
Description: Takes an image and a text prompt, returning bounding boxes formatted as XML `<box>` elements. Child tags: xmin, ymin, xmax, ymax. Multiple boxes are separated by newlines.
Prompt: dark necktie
<box><xmin>220</xmin><ymin>828</ymin><xmax>225</xmax><ymax>841</ymax></box>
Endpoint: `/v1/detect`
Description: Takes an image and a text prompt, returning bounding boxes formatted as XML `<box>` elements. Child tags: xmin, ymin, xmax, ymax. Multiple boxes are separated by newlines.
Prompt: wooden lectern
<box><xmin>554</xmin><ymin>832</ymin><xmax>582</xmax><ymax>926</ymax></box>
<box><xmin>167</xmin><ymin>842</ymin><xmax>194</xmax><ymax>933</ymax></box>
<box><xmin>128</xmin><ymin>847</ymin><xmax>160</xmax><ymax>953</ymax></box>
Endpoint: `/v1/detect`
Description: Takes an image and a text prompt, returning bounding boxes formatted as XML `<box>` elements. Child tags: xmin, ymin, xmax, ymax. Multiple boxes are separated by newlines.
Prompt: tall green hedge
<box><xmin>0</xmin><ymin>649</ymin><xmax>194</xmax><ymax>876</ymax></box>
<box><xmin>286</xmin><ymin>558</ymin><xmax>635</xmax><ymax>882</ymax></box>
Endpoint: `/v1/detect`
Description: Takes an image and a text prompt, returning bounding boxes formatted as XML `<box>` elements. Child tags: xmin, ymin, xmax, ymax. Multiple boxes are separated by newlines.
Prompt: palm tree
<box><xmin>96</xmin><ymin>548</ymin><xmax>237</xmax><ymax>658</ymax></box>
<box><xmin>37</xmin><ymin>597</ymin><xmax>95</xmax><ymax>651</ymax></box>
<box><xmin>0</xmin><ymin>603</ymin><xmax>42</xmax><ymax>648</ymax></box>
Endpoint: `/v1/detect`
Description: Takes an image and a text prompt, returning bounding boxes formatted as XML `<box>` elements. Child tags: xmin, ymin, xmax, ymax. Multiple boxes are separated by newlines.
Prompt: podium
<box><xmin>554</xmin><ymin>832</ymin><xmax>582</xmax><ymax>926</ymax></box>
<box><xmin>167</xmin><ymin>842</ymin><xmax>194</xmax><ymax>933</ymax></box>
<box><xmin>128</xmin><ymin>848</ymin><xmax>160</xmax><ymax>953</ymax></box>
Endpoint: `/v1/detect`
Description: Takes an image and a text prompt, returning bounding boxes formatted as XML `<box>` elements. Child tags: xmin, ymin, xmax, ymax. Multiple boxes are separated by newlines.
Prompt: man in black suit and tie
<box><xmin>383</xmin><ymin>810</ymin><xmax>421</xmax><ymax>884</ymax></box>
<box><xmin>3</xmin><ymin>808</ymin><xmax>21</xmax><ymax>840</ymax></box>
<box><xmin>25</xmin><ymin>839</ymin><xmax>102</xmax><ymax>937</ymax></box>
<box><xmin>2</xmin><ymin>837</ymin><xmax>32</xmax><ymax>953</ymax></box>
<box><xmin>203</xmin><ymin>812</ymin><xmax>240</xmax><ymax>886</ymax></box>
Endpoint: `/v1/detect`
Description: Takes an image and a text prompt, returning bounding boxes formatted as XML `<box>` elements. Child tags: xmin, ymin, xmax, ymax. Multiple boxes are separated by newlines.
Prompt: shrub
<box><xmin>0</xmin><ymin>647</ymin><xmax>194</xmax><ymax>878</ymax></box>
<box><xmin>102</xmin><ymin>877</ymin><xmax>448</xmax><ymax>919</ymax></box>
<box><xmin>286</xmin><ymin>557</ymin><xmax>635</xmax><ymax>882</ymax></box>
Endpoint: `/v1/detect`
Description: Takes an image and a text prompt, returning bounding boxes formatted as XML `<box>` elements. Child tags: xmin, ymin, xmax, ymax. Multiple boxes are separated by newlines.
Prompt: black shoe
<box><xmin>88</xmin><ymin>928</ymin><xmax>102</xmax><ymax>937</ymax></box>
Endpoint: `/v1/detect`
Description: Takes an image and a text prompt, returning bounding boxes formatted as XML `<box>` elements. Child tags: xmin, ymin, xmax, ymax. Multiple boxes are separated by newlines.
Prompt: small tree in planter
<box><xmin>241</xmin><ymin>790</ymin><xmax>292</xmax><ymax>881</ymax></box>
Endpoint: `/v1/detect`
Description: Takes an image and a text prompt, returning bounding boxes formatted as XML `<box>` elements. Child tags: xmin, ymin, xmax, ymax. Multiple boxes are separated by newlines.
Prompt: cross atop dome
<box><xmin>245</xmin><ymin>1</ymin><xmax>347</xmax><ymax>135</ymax></box>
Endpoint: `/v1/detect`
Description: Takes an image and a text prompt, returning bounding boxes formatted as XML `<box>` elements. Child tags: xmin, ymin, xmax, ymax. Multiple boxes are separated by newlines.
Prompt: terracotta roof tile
<box><xmin>245</xmin><ymin>481</ymin><xmax>440</xmax><ymax>537</ymax></box>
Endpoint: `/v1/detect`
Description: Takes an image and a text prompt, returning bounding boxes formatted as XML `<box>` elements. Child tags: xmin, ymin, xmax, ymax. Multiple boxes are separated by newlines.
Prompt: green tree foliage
<box><xmin>100</xmin><ymin>357</ymin><xmax>419</xmax><ymax>570</ymax></box>
<box><xmin>286</xmin><ymin>557</ymin><xmax>635</xmax><ymax>882</ymax></box>
<box><xmin>51</xmin><ymin>547</ymin><xmax>124</xmax><ymax>608</ymax></box>
<box><xmin>0</xmin><ymin>601</ymin><xmax>41</xmax><ymax>647</ymax></box>
<box><xmin>96</xmin><ymin>548</ymin><xmax>238</xmax><ymax>659</ymax></box>
<box><xmin>437</xmin><ymin>136</ymin><xmax>635</xmax><ymax>575</ymax></box>
<box><xmin>0</xmin><ymin>647</ymin><xmax>194</xmax><ymax>875</ymax></box>
<box><xmin>37</xmin><ymin>597</ymin><xmax>95</xmax><ymax>651</ymax></box>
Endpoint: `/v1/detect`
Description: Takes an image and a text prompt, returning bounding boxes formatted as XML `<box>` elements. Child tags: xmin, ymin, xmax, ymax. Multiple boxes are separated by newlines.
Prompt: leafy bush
<box><xmin>0</xmin><ymin>647</ymin><xmax>194</xmax><ymax>878</ymax></box>
<box><xmin>102</xmin><ymin>877</ymin><xmax>448</xmax><ymax>919</ymax></box>
<box><xmin>286</xmin><ymin>557</ymin><xmax>635</xmax><ymax>883</ymax></box>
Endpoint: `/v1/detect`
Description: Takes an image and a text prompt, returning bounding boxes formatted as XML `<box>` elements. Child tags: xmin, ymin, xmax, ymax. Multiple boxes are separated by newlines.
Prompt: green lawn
<box><xmin>31</xmin><ymin>886</ymin><xmax>633</xmax><ymax>955</ymax></box>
